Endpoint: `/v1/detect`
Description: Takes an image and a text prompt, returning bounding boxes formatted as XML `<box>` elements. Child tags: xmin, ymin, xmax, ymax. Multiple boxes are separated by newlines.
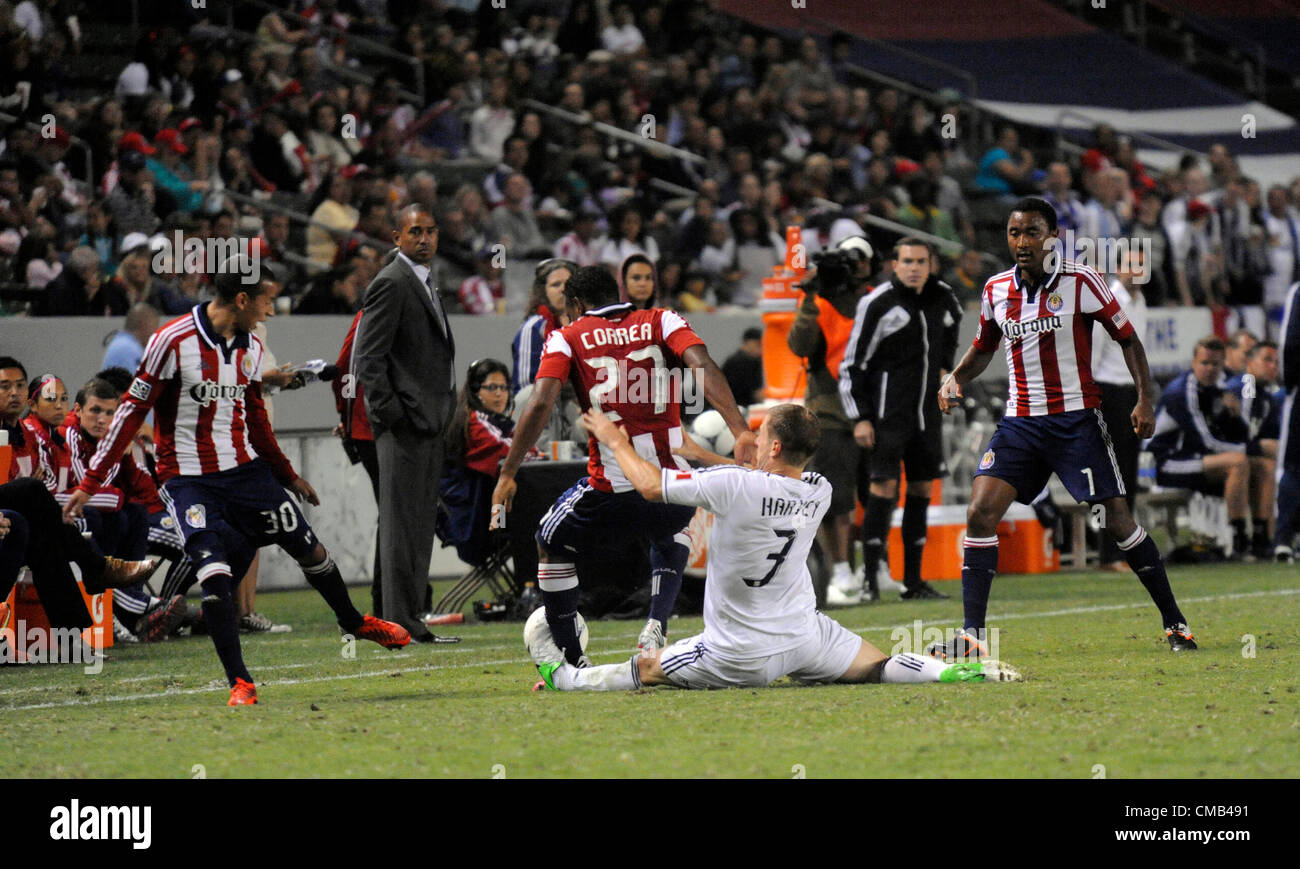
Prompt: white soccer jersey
<box><xmin>661</xmin><ymin>464</ymin><xmax>831</xmax><ymax>659</ymax></box>
<box><xmin>972</xmin><ymin>259</ymin><xmax>1135</xmax><ymax>417</ymax></box>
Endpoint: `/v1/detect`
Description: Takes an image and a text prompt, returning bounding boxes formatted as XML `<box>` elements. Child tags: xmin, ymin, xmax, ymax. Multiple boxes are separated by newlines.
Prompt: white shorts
<box><xmin>657</xmin><ymin>612</ymin><xmax>862</xmax><ymax>689</ymax></box>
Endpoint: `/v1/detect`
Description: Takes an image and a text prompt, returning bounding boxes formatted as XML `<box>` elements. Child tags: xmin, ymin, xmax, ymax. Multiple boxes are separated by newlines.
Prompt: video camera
<box><xmin>810</xmin><ymin>236</ymin><xmax>874</xmax><ymax>297</ymax></box>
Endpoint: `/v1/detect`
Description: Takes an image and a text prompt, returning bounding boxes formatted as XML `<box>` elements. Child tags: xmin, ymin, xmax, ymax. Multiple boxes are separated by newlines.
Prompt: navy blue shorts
<box><xmin>159</xmin><ymin>460</ymin><xmax>317</xmax><ymax>573</ymax></box>
<box><xmin>536</xmin><ymin>478</ymin><xmax>696</xmax><ymax>558</ymax></box>
<box><xmin>1154</xmin><ymin>457</ymin><xmax>1224</xmax><ymax>497</ymax></box>
<box><xmin>975</xmin><ymin>408</ymin><xmax>1125</xmax><ymax>504</ymax></box>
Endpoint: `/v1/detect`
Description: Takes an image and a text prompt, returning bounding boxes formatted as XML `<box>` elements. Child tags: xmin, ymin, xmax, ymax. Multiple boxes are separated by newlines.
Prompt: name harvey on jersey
<box><xmin>760</xmin><ymin>496</ymin><xmax>819</xmax><ymax>519</ymax></box>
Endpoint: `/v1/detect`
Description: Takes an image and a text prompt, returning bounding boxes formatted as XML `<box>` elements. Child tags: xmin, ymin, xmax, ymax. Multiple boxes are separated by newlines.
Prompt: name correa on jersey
<box><xmin>579</xmin><ymin>322</ymin><xmax>654</xmax><ymax>349</ymax></box>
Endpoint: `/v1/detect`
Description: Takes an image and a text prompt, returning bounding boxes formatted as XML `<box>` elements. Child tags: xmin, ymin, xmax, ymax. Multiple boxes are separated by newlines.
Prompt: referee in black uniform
<box><xmin>840</xmin><ymin>238</ymin><xmax>961</xmax><ymax>600</ymax></box>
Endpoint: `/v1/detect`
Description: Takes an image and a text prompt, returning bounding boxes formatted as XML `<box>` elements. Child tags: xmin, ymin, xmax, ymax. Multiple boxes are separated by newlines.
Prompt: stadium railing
<box><xmin>1053</xmin><ymin>108</ymin><xmax>1205</xmax><ymax>164</ymax></box>
<box><xmin>216</xmin><ymin>188</ymin><xmax>393</xmax><ymax>274</ymax></box>
<box><xmin>520</xmin><ymin>99</ymin><xmax>708</xmax><ymax>167</ymax></box>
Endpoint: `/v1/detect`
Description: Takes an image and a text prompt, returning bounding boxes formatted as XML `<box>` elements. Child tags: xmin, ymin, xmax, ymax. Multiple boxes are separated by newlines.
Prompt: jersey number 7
<box><xmin>743</xmin><ymin>529</ymin><xmax>796</xmax><ymax>588</ymax></box>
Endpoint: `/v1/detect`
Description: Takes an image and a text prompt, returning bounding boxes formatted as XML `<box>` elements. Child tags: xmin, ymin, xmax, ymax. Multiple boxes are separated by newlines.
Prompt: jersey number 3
<box><xmin>743</xmin><ymin>529</ymin><xmax>796</xmax><ymax>588</ymax></box>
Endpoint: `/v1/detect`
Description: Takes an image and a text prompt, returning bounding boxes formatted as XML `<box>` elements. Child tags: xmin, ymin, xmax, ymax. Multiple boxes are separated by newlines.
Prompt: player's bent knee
<box><xmin>966</xmin><ymin>502</ymin><xmax>1001</xmax><ymax>537</ymax></box>
<box><xmin>296</xmin><ymin>542</ymin><xmax>328</xmax><ymax>568</ymax></box>
<box><xmin>637</xmin><ymin>652</ymin><xmax>669</xmax><ymax>686</ymax></box>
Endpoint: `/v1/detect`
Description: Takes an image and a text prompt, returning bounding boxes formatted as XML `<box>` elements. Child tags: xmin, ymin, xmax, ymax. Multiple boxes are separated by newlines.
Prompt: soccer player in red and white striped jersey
<box><xmin>938</xmin><ymin>198</ymin><xmax>1196</xmax><ymax>656</ymax></box>
<box><xmin>63</xmin><ymin>260</ymin><xmax>411</xmax><ymax>704</ymax></box>
<box><xmin>492</xmin><ymin>266</ymin><xmax>755</xmax><ymax>664</ymax></box>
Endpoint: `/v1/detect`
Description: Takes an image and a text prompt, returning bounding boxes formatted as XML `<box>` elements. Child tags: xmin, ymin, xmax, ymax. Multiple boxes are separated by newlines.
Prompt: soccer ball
<box><xmin>691</xmin><ymin>410</ymin><xmax>735</xmax><ymax>457</ymax></box>
<box><xmin>523</xmin><ymin>605</ymin><xmax>589</xmax><ymax>658</ymax></box>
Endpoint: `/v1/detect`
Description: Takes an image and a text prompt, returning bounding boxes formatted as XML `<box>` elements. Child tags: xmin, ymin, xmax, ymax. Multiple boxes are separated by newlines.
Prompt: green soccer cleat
<box><xmin>939</xmin><ymin>659</ymin><xmax>1023</xmax><ymax>683</ymax></box>
<box><xmin>533</xmin><ymin>661</ymin><xmax>562</xmax><ymax>692</ymax></box>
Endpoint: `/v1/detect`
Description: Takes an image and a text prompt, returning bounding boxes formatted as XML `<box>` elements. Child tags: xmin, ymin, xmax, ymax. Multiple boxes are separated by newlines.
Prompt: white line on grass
<box><xmin>0</xmin><ymin>653</ymin><xmax>414</xmax><ymax>697</ymax></box>
<box><xmin>846</xmin><ymin>587</ymin><xmax>1300</xmax><ymax>634</ymax></box>
<box><xmin>4</xmin><ymin>587</ymin><xmax>1297</xmax><ymax>712</ymax></box>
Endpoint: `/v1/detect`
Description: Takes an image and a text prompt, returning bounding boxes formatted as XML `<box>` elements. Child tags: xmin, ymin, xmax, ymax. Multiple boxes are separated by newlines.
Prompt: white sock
<box><xmin>553</xmin><ymin>656</ymin><xmax>640</xmax><ymax>691</ymax></box>
<box><xmin>881</xmin><ymin>653</ymin><xmax>949</xmax><ymax>683</ymax></box>
<box><xmin>831</xmin><ymin>561</ymin><xmax>853</xmax><ymax>589</ymax></box>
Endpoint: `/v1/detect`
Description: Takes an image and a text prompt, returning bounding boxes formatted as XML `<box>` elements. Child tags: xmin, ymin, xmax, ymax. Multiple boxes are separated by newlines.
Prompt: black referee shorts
<box><xmin>809</xmin><ymin>426</ymin><xmax>868</xmax><ymax>517</ymax></box>
<box><xmin>869</xmin><ymin>418</ymin><xmax>945</xmax><ymax>483</ymax></box>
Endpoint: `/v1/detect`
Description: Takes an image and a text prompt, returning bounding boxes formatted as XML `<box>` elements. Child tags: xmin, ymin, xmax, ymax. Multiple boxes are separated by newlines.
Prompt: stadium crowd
<box><xmin>0</xmin><ymin>1</ymin><xmax>1296</xmax><ymax>326</ymax></box>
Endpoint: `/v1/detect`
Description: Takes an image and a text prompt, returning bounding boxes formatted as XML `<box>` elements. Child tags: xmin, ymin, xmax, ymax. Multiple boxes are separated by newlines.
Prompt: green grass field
<box><xmin>3</xmin><ymin>564</ymin><xmax>1297</xmax><ymax>779</ymax></box>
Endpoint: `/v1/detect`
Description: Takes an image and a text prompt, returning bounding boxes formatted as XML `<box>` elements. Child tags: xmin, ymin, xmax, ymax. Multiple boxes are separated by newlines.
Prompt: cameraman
<box><xmin>788</xmin><ymin>230</ymin><xmax>876</xmax><ymax>605</ymax></box>
<box><xmin>840</xmin><ymin>237</ymin><xmax>961</xmax><ymax>601</ymax></box>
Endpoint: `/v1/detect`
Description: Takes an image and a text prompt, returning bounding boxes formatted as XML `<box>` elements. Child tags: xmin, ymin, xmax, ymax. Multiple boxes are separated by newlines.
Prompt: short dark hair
<box><xmin>1010</xmin><ymin>197</ymin><xmax>1058</xmax><ymax>232</ymax></box>
<box><xmin>742</xmin><ymin>327</ymin><xmax>763</xmax><ymax>342</ymax></box>
<box><xmin>0</xmin><ymin>356</ymin><xmax>27</xmax><ymax>379</ymax></box>
<box><xmin>1246</xmin><ymin>339</ymin><xmax>1277</xmax><ymax>359</ymax></box>
<box><xmin>767</xmin><ymin>403</ymin><xmax>820</xmax><ymax>465</ymax></box>
<box><xmin>95</xmin><ymin>366</ymin><xmax>134</xmax><ymax>394</ymax></box>
<box><xmin>564</xmin><ymin>265</ymin><xmax>620</xmax><ymax>309</ymax></box>
<box><xmin>892</xmin><ymin>236</ymin><xmax>932</xmax><ymax>259</ymax></box>
<box><xmin>1194</xmin><ymin>335</ymin><xmax>1226</xmax><ymax>356</ymax></box>
<box><xmin>213</xmin><ymin>256</ymin><xmax>273</xmax><ymax>302</ymax></box>
<box><xmin>79</xmin><ymin>377</ymin><xmax>120</xmax><ymax>404</ymax></box>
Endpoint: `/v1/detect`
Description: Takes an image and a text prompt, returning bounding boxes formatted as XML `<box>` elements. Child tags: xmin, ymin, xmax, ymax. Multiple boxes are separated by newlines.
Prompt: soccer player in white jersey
<box><xmin>526</xmin><ymin>403</ymin><xmax>1022</xmax><ymax>691</ymax></box>
<box><xmin>493</xmin><ymin>266</ymin><xmax>756</xmax><ymax>661</ymax></box>
<box><xmin>938</xmin><ymin>198</ymin><xmax>1196</xmax><ymax>657</ymax></box>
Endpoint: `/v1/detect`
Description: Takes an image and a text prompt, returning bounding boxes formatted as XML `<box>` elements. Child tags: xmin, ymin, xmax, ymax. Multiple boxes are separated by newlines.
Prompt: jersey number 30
<box><xmin>743</xmin><ymin>529</ymin><xmax>796</xmax><ymax>588</ymax></box>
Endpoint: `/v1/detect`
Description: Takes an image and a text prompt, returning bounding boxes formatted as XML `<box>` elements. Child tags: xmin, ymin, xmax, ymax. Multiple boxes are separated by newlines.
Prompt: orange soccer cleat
<box><xmin>353</xmin><ymin>614</ymin><xmax>411</xmax><ymax>649</ymax></box>
<box><xmin>228</xmin><ymin>678</ymin><xmax>258</xmax><ymax>706</ymax></box>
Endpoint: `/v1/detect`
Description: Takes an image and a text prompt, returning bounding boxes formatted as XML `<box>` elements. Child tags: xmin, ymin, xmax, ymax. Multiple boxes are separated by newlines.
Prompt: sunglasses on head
<box><xmin>535</xmin><ymin>258</ymin><xmax>578</xmax><ymax>277</ymax></box>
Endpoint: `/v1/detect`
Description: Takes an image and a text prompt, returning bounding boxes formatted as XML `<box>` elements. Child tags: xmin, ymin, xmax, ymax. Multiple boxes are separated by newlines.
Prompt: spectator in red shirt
<box><xmin>20</xmin><ymin>373</ymin><xmax>71</xmax><ymax>493</ymax></box>
<box><xmin>445</xmin><ymin>359</ymin><xmax>542</xmax><ymax>480</ymax></box>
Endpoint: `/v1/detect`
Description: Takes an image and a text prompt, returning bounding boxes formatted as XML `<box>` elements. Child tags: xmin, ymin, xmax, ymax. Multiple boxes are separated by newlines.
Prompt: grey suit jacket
<box><xmin>354</xmin><ymin>255</ymin><xmax>456</xmax><ymax>436</ymax></box>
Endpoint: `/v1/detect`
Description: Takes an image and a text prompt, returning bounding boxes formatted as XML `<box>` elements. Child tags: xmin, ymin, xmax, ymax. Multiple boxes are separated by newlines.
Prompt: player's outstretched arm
<box><xmin>492</xmin><ymin>376</ymin><xmax>562</xmax><ymax>515</ymax></box>
<box><xmin>1119</xmin><ymin>334</ymin><xmax>1156</xmax><ymax>438</ymax></box>
<box><xmin>674</xmin><ymin>426</ymin><xmax>736</xmax><ymax>467</ymax></box>
<box><xmin>582</xmin><ymin>409</ymin><xmax>664</xmax><ymax>501</ymax></box>
<box><xmin>938</xmin><ymin>345</ymin><xmax>995</xmax><ymax>413</ymax></box>
<box><xmin>682</xmin><ymin>344</ymin><xmax>756</xmax><ymax>464</ymax></box>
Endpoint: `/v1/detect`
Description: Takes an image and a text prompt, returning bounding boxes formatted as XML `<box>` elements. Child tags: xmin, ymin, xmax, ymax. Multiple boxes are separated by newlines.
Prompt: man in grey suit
<box><xmin>354</xmin><ymin>204</ymin><xmax>460</xmax><ymax>643</ymax></box>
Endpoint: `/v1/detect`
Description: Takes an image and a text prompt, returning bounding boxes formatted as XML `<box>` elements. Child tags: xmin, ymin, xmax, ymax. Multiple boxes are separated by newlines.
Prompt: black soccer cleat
<box><xmin>901</xmin><ymin>582</ymin><xmax>950</xmax><ymax>600</ymax></box>
<box><xmin>925</xmin><ymin>627</ymin><xmax>988</xmax><ymax>661</ymax></box>
<box><xmin>1165</xmin><ymin>623</ymin><xmax>1198</xmax><ymax>652</ymax></box>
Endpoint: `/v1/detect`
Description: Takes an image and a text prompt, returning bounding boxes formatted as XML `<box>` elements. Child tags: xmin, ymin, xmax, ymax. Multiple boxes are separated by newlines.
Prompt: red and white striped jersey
<box><xmin>79</xmin><ymin>304</ymin><xmax>296</xmax><ymax>495</ymax></box>
<box><xmin>536</xmin><ymin>303</ymin><xmax>704</xmax><ymax>493</ymax></box>
<box><xmin>972</xmin><ymin>260</ymin><xmax>1135</xmax><ymax>417</ymax></box>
